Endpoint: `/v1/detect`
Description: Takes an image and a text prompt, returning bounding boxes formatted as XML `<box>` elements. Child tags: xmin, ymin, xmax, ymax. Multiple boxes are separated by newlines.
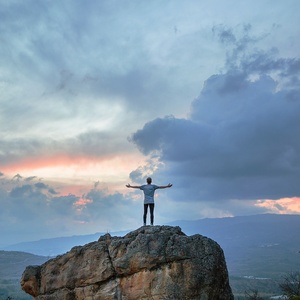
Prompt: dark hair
<box><xmin>146</xmin><ymin>177</ymin><xmax>152</xmax><ymax>184</ymax></box>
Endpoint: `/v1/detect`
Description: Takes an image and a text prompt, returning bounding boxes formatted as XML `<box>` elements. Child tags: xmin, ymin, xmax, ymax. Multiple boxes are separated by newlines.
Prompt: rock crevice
<box><xmin>21</xmin><ymin>225</ymin><xmax>233</xmax><ymax>300</ymax></box>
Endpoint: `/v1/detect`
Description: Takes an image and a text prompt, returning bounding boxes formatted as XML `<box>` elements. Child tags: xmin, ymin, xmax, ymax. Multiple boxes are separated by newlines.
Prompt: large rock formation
<box><xmin>21</xmin><ymin>226</ymin><xmax>233</xmax><ymax>299</ymax></box>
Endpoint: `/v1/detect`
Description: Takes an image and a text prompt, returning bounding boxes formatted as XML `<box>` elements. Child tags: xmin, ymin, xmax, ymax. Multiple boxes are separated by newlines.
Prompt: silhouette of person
<box><xmin>126</xmin><ymin>177</ymin><xmax>172</xmax><ymax>226</ymax></box>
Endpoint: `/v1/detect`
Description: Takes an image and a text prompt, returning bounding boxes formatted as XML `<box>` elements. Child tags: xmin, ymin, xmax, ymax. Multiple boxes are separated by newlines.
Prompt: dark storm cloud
<box><xmin>130</xmin><ymin>28</ymin><xmax>300</xmax><ymax>203</ymax></box>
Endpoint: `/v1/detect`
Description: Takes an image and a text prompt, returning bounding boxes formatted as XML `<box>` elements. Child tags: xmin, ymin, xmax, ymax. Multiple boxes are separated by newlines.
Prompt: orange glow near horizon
<box><xmin>0</xmin><ymin>151</ymin><xmax>148</xmax><ymax>199</ymax></box>
<box><xmin>255</xmin><ymin>197</ymin><xmax>300</xmax><ymax>214</ymax></box>
<box><xmin>2</xmin><ymin>154</ymin><xmax>300</xmax><ymax>216</ymax></box>
<box><xmin>1</xmin><ymin>153</ymin><xmax>138</xmax><ymax>173</ymax></box>
<box><xmin>1</xmin><ymin>151</ymin><xmax>146</xmax><ymax>182</ymax></box>
<box><xmin>1</xmin><ymin>154</ymin><xmax>79</xmax><ymax>174</ymax></box>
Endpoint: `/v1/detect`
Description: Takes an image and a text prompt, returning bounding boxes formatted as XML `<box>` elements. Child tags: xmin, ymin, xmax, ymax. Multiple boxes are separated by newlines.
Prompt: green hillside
<box><xmin>0</xmin><ymin>251</ymin><xmax>48</xmax><ymax>300</ymax></box>
<box><xmin>1</xmin><ymin>214</ymin><xmax>300</xmax><ymax>299</ymax></box>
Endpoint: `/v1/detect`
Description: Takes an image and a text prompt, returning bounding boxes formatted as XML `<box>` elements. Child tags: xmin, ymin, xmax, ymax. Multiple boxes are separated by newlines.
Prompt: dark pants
<box><xmin>143</xmin><ymin>203</ymin><xmax>154</xmax><ymax>225</ymax></box>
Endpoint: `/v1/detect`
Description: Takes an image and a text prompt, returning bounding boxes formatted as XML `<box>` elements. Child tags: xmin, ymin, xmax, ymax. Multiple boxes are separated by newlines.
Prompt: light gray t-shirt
<box><xmin>140</xmin><ymin>184</ymin><xmax>159</xmax><ymax>204</ymax></box>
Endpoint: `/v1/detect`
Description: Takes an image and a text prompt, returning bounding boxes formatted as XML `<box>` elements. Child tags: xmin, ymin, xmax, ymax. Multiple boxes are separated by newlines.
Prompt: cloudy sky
<box><xmin>1</xmin><ymin>0</ymin><xmax>300</xmax><ymax>246</ymax></box>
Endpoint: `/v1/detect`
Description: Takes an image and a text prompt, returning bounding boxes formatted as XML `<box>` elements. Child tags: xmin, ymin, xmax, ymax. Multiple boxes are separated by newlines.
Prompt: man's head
<box><xmin>146</xmin><ymin>177</ymin><xmax>152</xmax><ymax>184</ymax></box>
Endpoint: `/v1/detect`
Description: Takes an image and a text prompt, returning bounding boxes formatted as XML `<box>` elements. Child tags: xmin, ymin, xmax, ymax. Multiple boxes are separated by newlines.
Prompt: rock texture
<box><xmin>21</xmin><ymin>226</ymin><xmax>233</xmax><ymax>300</ymax></box>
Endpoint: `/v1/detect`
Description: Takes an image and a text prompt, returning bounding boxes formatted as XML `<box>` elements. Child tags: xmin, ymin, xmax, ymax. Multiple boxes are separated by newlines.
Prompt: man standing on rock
<box><xmin>126</xmin><ymin>177</ymin><xmax>172</xmax><ymax>226</ymax></box>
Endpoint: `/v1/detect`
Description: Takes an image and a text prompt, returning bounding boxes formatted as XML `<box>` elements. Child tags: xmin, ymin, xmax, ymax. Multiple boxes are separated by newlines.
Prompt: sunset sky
<box><xmin>1</xmin><ymin>0</ymin><xmax>300</xmax><ymax>247</ymax></box>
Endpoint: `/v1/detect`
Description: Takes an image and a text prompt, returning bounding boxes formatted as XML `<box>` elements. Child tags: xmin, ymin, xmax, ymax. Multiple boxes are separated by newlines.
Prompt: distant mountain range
<box><xmin>3</xmin><ymin>230</ymin><xmax>130</xmax><ymax>257</ymax></box>
<box><xmin>3</xmin><ymin>214</ymin><xmax>300</xmax><ymax>279</ymax></box>
<box><xmin>169</xmin><ymin>213</ymin><xmax>300</xmax><ymax>278</ymax></box>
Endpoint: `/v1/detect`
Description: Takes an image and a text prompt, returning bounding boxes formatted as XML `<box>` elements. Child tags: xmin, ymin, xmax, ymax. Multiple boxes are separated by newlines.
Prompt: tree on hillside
<box><xmin>279</xmin><ymin>271</ymin><xmax>300</xmax><ymax>299</ymax></box>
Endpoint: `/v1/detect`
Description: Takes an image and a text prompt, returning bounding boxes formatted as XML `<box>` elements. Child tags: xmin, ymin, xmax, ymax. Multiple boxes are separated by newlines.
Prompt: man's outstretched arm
<box><xmin>158</xmin><ymin>183</ymin><xmax>173</xmax><ymax>189</ymax></box>
<box><xmin>126</xmin><ymin>184</ymin><xmax>141</xmax><ymax>189</ymax></box>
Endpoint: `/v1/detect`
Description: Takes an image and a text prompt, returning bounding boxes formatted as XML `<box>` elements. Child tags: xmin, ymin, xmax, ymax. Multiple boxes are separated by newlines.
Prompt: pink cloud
<box><xmin>255</xmin><ymin>197</ymin><xmax>300</xmax><ymax>214</ymax></box>
<box><xmin>74</xmin><ymin>198</ymin><xmax>93</xmax><ymax>207</ymax></box>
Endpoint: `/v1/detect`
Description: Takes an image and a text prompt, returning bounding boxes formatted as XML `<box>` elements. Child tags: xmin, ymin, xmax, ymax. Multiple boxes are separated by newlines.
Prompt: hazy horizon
<box><xmin>1</xmin><ymin>1</ymin><xmax>300</xmax><ymax>246</ymax></box>
<box><xmin>1</xmin><ymin>212</ymin><xmax>299</xmax><ymax>249</ymax></box>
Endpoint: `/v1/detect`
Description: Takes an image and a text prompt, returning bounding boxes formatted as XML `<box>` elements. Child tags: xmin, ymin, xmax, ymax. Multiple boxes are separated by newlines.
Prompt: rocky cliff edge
<box><xmin>20</xmin><ymin>225</ymin><xmax>233</xmax><ymax>300</ymax></box>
